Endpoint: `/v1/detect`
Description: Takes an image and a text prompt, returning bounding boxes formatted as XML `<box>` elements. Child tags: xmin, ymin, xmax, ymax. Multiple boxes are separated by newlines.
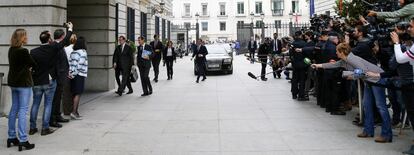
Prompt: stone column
<box><xmin>67</xmin><ymin>0</ymin><xmax>116</xmax><ymax>91</ymax></box>
<box><xmin>0</xmin><ymin>0</ymin><xmax>67</xmax><ymax>116</ymax></box>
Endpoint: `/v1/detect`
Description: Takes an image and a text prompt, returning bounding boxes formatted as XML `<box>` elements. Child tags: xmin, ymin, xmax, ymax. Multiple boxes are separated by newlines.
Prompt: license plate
<box><xmin>208</xmin><ymin>64</ymin><xmax>219</xmax><ymax>68</ymax></box>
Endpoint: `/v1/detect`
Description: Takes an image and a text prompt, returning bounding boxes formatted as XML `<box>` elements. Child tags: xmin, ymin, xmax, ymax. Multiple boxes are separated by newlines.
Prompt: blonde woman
<box><xmin>7</xmin><ymin>29</ymin><xmax>36</xmax><ymax>151</ymax></box>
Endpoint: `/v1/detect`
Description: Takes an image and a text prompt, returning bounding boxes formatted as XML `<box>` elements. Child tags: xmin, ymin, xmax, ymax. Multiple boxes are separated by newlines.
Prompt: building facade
<box><xmin>0</xmin><ymin>0</ymin><xmax>172</xmax><ymax>115</ymax></box>
<box><xmin>313</xmin><ymin>0</ymin><xmax>336</xmax><ymax>16</ymax></box>
<box><xmin>171</xmin><ymin>0</ymin><xmax>309</xmax><ymax>42</ymax></box>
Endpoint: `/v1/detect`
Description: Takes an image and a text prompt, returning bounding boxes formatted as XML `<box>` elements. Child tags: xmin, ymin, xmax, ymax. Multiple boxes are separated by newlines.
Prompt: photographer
<box><xmin>350</xmin><ymin>25</ymin><xmax>377</xmax><ymax>64</ymax></box>
<box><xmin>368</xmin><ymin>0</ymin><xmax>414</xmax><ymax>23</ymax></box>
<box><xmin>290</xmin><ymin>31</ymin><xmax>308</xmax><ymax>100</ymax></box>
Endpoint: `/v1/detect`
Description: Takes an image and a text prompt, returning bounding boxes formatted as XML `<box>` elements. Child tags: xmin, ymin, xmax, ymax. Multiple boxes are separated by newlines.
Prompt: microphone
<box><xmin>248</xmin><ymin>72</ymin><xmax>257</xmax><ymax>79</ymax></box>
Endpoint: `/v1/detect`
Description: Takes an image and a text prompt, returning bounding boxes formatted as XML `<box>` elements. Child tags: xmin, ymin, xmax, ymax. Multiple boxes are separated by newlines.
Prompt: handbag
<box><xmin>130</xmin><ymin>66</ymin><xmax>139</xmax><ymax>83</ymax></box>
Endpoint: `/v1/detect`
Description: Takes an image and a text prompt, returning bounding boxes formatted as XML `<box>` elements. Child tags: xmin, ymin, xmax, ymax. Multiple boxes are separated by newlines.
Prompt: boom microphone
<box><xmin>248</xmin><ymin>72</ymin><xmax>258</xmax><ymax>79</ymax></box>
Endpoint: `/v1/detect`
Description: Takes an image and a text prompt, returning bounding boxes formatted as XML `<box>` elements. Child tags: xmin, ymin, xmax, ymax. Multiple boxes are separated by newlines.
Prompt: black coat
<box><xmin>113</xmin><ymin>44</ymin><xmax>134</xmax><ymax>70</ymax></box>
<box><xmin>137</xmin><ymin>44</ymin><xmax>153</xmax><ymax>68</ymax></box>
<box><xmin>290</xmin><ymin>39</ymin><xmax>308</xmax><ymax>69</ymax></box>
<box><xmin>7</xmin><ymin>47</ymin><xmax>36</xmax><ymax>87</ymax></box>
<box><xmin>270</xmin><ymin>39</ymin><xmax>283</xmax><ymax>54</ymax></box>
<box><xmin>193</xmin><ymin>45</ymin><xmax>208</xmax><ymax>62</ymax></box>
<box><xmin>258</xmin><ymin>43</ymin><xmax>270</xmax><ymax>59</ymax></box>
<box><xmin>162</xmin><ymin>47</ymin><xmax>176</xmax><ymax>61</ymax></box>
<box><xmin>352</xmin><ymin>38</ymin><xmax>377</xmax><ymax>64</ymax></box>
<box><xmin>30</xmin><ymin>45</ymin><xmax>57</xmax><ymax>85</ymax></box>
<box><xmin>150</xmin><ymin>40</ymin><xmax>164</xmax><ymax>60</ymax></box>
<box><xmin>50</xmin><ymin>30</ymin><xmax>73</xmax><ymax>84</ymax></box>
<box><xmin>248</xmin><ymin>40</ymin><xmax>257</xmax><ymax>52</ymax></box>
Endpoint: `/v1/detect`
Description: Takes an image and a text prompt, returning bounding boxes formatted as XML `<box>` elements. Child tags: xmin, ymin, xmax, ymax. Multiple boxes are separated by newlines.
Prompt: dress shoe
<box><xmin>375</xmin><ymin>136</ymin><xmax>392</xmax><ymax>143</ymax></box>
<box><xmin>7</xmin><ymin>138</ymin><xmax>19</xmax><ymax>148</ymax></box>
<box><xmin>49</xmin><ymin>122</ymin><xmax>62</xmax><ymax>128</ymax></box>
<box><xmin>56</xmin><ymin>116</ymin><xmax>69</xmax><ymax>123</ymax></box>
<box><xmin>141</xmin><ymin>93</ymin><xmax>149</xmax><ymax>96</ymax></box>
<box><xmin>116</xmin><ymin>91</ymin><xmax>122</xmax><ymax>96</ymax></box>
<box><xmin>297</xmin><ymin>97</ymin><xmax>309</xmax><ymax>101</ymax></box>
<box><xmin>261</xmin><ymin>78</ymin><xmax>267</xmax><ymax>81</ymax></box>
<box><xmin>357</xmin><ymin>132</ymin><xmax>373</xmax><ymax>138</ymax></box>
<box><xmin>196</xmin><ymin>80</ymin><xmax>199</xmax><ymax>83</ymax></box>
<box><xmin>29</xmin><ymin>128</ymin><xmax>38</xmax><ymax>135</ymax></box>
<box><xmin>149</xmin><ymin>91</ymin><xmax>152</xmax><ymax>95</ymax></box>
<box><xmin>292</xmin><ymin>95</ymin><xmax>298</xmax><ymax>99</ymax></box>
<box><xmin>330</xmin><ymin>111</ymin><xmax>346</xmax><ymax>115</ymax></box>
<box><xmin>18</xmin><ymin>141</ymin><xmax>35</xmax><ymax>151</ymax></box>
<box><xmin>127</xmin><ymin>91</ymin><xmax>133</xmax><ymax>94</ymax></box>
<box><xmin>41</xmin><ymin>128</ymin><xmax>54</xmax><ymax>136</ymax></box>
<box><xmin>202</xmin><ymin>78</ymin><xmax>206</xmax><ymax>81</ymax></box>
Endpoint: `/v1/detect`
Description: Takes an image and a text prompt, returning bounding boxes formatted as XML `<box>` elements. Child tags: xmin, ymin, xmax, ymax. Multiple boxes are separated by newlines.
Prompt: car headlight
<box><xmin>223</xmin><ymin>58</ymin><xmax>232</xmax><ymax>64</ymax></box>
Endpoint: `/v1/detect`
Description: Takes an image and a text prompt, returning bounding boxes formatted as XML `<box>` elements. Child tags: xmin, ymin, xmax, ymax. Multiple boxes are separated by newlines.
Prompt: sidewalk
<box><xmin>0</xmin><ymin>55</ymin><xmax>412</xmax><ymax>155</ymax></box>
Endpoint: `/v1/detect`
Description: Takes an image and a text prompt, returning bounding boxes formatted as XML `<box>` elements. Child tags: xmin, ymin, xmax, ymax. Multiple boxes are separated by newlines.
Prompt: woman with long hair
<box><xmin>68</xmin><ymin>37</ymin><xmax>88</xmax><ymax>120</ymax></box>
<box><xmin>7</xmin><ymin>29</ymin><xmax>36</xmax><ymax>151</ymax></box>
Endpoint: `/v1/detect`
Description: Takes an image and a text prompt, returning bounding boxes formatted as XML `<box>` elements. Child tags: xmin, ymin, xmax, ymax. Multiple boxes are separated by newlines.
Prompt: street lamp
<box><xmin>195</xmin><ymin>12</ymin><xmax>200</xmax><ymax>41</ymax></box>
<box><xmin>250</xmin><ymin>12</ymin><xmax>254</xmax><ymax>38</ymax></box>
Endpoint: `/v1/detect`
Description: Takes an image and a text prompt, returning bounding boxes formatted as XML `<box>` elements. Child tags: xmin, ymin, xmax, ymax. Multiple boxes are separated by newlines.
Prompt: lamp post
<box><xmin>250</xmin><ymin>12</ymin><xmax>254</xmax><ymax>39</ymax></box>
<box><xmin>260</xmin><ymin>12</ymin><xmax>265</xmax><ymax>40</ymax></box>
<box><xmin>195</xmin><ymin>12</ymin><xmax>200</xmax><ymax>41</ymax></box>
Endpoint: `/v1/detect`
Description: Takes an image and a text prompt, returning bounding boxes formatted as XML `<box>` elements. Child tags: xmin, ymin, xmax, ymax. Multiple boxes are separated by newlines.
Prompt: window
<box><xmin>255</xmin><ymin>2</ymin><xmax>262</xmax><ymax>14</ymax></box>
<box><xmin>127</xmin><ymin>7</ymin><xmax>135</xmax><ymax>41</ymax></box>
<box><xmin>202</xmin><ymin>3</ymin><xmax>208</xmax><ymax>16</ymax></box>
<box><xmin>184</xmin><ymin>3</ymin><xmax>191</xmax><ymax>16</ymax></box>
<box><xmin>237</xmin><ymin>21</ymin><xmax>244</xmax><ymax>28</ymax></box>
<box><xmin>141</xmin><ymin>12</ymin><xmax>147</xmax><ymax>39</ymax></box>
<box><xmin>292</xmin><ymin>0</ymin><xmax>299</xmax><ymax>13</ymax></box>
<box><xmin>155</xmin><ymin>16</ymin><xmax>160</xmax><ymax>36</ymax></box>
<box><xmin>274</xmin><ymin>20</ymin><xmax>281</xmax><ymax>28</ymax></box>
<box><xmin>256</xmin><ymin>20</ymin><xmax>264</xmax><ymax>28</ymax></box>
<box><xmin>220</xmin><ymin>3</ymin><xmax>226</xmax><ymax>16</ymax></box>
<box><xmin>202</xmin><ymin>22</ymin><xmax>208</xmax><ymax>31</ymax></box>
<box><xmin>237</xmin><ymin>2</ymin><xmax>244</xmax><ymax>14</ymax></box>
<box><xmin>184</xmin><ymin>22</ymin><xmax>191</xmax><ymax>29</ymax></box>
<box><xmin>220</xmin><ymin>22</ymin><xmax>226</xmax><ymax>31</ymax></box>
<box><xmin>272</xmin><ymin>0</ymin><xmax>284</xmax><ymax>16</ymax></box>
<box><xmin>162</xmin><ymin>19</ymin><xmax>166</xmax><ymax>40</ymax></box>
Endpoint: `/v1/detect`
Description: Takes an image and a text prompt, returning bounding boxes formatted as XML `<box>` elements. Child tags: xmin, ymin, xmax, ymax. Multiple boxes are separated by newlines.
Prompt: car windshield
<box><xmin>206</xmin><ymin>45</ymin><xmax>227</xmax><ymax>54</ymax></box>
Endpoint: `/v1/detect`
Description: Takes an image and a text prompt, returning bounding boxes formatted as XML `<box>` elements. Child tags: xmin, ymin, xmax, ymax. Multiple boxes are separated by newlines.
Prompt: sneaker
<box><xmin>70</xmin><ymin>113</ymin><xmax>82</xmax><ymax>120</ymax></box>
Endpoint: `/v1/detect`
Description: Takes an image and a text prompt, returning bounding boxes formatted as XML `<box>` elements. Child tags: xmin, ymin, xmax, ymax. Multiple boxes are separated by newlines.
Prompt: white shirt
<box><xmin>167</xmin><ymin>47</ymin><xmax>173</xmax><ymax>56</ymax></box>
<box><xmin>64</xmin><ymin>44</ymin><xmax>74</xmax><ymax>63</ymax></box>
<box><xmin>121</xmin><ymin>43</ymin><xmax>125</xmax><ymax>53</ymax></box>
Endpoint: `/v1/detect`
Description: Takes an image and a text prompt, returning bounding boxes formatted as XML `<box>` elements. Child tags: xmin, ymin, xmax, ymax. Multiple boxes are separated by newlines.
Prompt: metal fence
<box><xmin>237</xmin><ymin>22</ymin><xmax>310</xmax><ymax>53</ymax></box>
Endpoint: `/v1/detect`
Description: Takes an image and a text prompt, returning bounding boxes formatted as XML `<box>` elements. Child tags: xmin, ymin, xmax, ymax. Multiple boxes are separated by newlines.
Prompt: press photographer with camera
<box><xmin>368</xmin><ymin>0</ymin><xmax>414</xmax><ymax>23</ymax></box>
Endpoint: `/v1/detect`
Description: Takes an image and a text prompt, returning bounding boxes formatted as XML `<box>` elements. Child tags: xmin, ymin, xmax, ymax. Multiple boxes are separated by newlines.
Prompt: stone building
<box><xmin>0</xmin><ymin>0</ymin><xmax>173</xmax><ymax>115</ymax></box>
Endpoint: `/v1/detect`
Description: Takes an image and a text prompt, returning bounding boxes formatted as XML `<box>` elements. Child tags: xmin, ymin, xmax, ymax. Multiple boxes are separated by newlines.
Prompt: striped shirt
<box><xmin>69</xmin><ymin>49</ymin><xmax>88</xmax><ymax>77</ymax></box>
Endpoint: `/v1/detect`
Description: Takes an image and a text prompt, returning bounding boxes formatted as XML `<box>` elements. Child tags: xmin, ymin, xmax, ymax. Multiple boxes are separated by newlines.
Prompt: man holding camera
<box><xmin>368</xmin><ymin>0</ymin><xmax>414</xmax><ymax>23</ymax></box>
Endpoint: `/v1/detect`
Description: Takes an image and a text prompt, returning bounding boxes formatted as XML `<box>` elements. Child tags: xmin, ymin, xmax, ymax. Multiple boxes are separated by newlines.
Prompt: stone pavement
<box><xmin>0</xmin><ymin>55</ymin><xmax>413</xmax><ymax>155</ymax></box>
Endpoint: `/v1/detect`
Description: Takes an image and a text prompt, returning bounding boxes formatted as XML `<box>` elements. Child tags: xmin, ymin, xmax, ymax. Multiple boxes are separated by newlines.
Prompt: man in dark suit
<box><xmin>113</xmin><ymin>36</ymin><xmax>134</xmax><ymax>96</ymax></box>
<box><xmin>50</xmin><ymin>23</ymin><xmax>74</xmax><ymax>128</ymax></box>
<box><xmin>137</xmin><ymin>36</ymin><xmax>153</xmax><ymax>96</ymax></box>
<box><xmin>247</xmin><ymin>36</ymin><xmax>257</xmax><ymax>64</ymax></box>
<box><xmin>258</xmin><ymin>38</ymin><xmax>271</xmax><ymax>81</ymax></box>
<box><xmin>192</xmin><ymin>39</ymin><xmax>208</xmax><ymax>83</ymax></box>
<box><xmin>271</xmin><ymin>33</ymin><xmax>283</xmax><ymax>78</ymax></box>
<box><xmin>290</xmin><ymin>31</ymin><xmax>308</xmax><ymax>101</ymax></box>
<box><xmin>150</xmin><ymin>34</ymin><xmax>164</xmax><ymax>82</ymax></box>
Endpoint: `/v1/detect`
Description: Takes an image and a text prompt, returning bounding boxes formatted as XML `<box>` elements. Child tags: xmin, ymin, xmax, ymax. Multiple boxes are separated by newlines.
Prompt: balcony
<box><xmin>200</xmin><ymin>12</ymin><xmax>210</xmax><ymax>18</ymax></box>
<box><xmin>272</xmin><ymin>9</ymin><xmax>284</xmax><ymax>16</ymax></box>
<box><xmin>181</xmin><ymin>12</ymin><xmax>192</xmax><ymax>18</ymax></box>
<box><xmin>217</xmin><ymin>12</ymin><xmax>228</xmax><ymax>18</ymax></box>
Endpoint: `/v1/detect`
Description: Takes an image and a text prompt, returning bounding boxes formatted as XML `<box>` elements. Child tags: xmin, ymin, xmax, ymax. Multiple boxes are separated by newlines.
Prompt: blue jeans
<box><xmin>363</xmin><ymin>78</ymin><xmax>392</xmax><ymax>140</ymax></box>
<box><xmin>30</xmin><ymin>80</ymin><xmax>57</xmax><ymax>129</ymax></box>
<box><xmin>8</xmin><ymin>87</ymin><xmax>32</xmax><ymax>142</ymax></box>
